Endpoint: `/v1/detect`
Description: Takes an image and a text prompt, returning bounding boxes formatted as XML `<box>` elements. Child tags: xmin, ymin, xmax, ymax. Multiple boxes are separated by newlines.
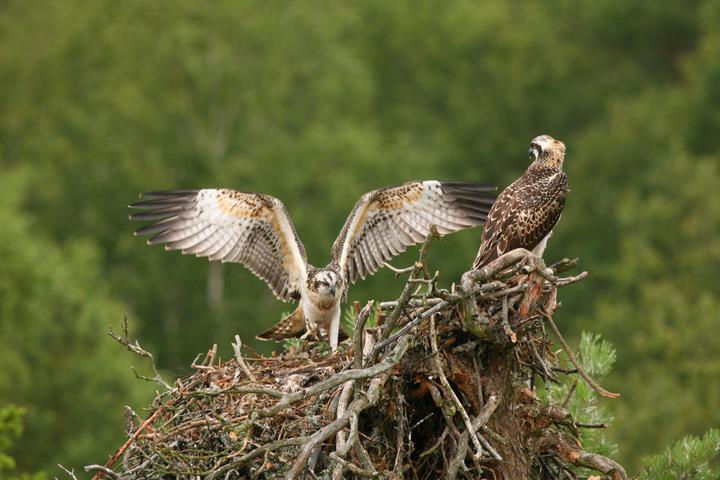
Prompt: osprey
<box><xmin>472</xmin><ymin>135</ymin><xmax>567</xmax><ymax>269</ymax></box>
<box><xmin>130</xmin><ymin>181</ymin><xmax>495</xmax><ymax>350</ymax></box>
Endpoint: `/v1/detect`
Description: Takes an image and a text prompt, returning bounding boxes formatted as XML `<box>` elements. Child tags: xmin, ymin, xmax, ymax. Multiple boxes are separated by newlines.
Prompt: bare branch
<box><xmin>572</xmin><ymin>451</ymin><xmax>627</xmax><ymax>480</ymax></box>
<box><xmin>429</xmin><ymin>314</ymin><xmax>485</xmax><ymax>460</ymax></box>
<box><xmin>231</xmin><ymin>335</ymin><xmax>257</xmax><ymax>382</ymax></box>
<box><xmin>108</xmin><ymin>316</ymin><xmax>172</xmax><ymax>390</ymax></box>
<box><xmin>543</xmin><ymin>311</ymin><xmax>620</xmax><ymax>399</ymax></box>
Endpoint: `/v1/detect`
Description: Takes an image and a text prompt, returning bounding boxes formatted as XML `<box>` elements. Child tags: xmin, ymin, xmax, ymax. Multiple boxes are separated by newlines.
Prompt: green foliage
<box><xmin>0</xmin><ymin>170</ymin><xmax>153</xmax><ymax>474</ymax></box>
<box><xmin>638</xmin><ymin>429</ymin><xmax>720</xmax><ymax>480</ymax></box>
<box><xmin>0</xmin><ymin>406</ymin><xmax>24</xmax><ymax>474</ymax></box>
<box><xmin>542</xmin><ymin>332</ymin><xmax>616</xmax><ymax>458</ymax></box>
<box><xmin>341</xmin><ymin>305</ymin><xmax>379</xmax><ymax>338</ymax></box>
<box><xmin>563</xmin><ymin>61</ymin><xmax>720</xmax><ymax>467</ymax></box>
<box><xmin>0</xmin><ymin>405</ymin><xmax>45</xmax><ymax>480</ymax></box>
<box><xmin>341</xmin><ymin>308</ymin><xmax>357</xmax><ymax>338</ymax></box>
<box><xmin>281</xmin><ymin>338</ymin><xmax>304</xmax><ymax>353</ymax></box>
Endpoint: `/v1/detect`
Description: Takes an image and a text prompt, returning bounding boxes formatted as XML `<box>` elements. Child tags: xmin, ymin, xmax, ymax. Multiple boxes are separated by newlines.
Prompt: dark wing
<box><xmin>473</xmin><ymin>171</ymin><xmax>567</xmax><ymax>268</ymax></box>
<box><xmin>129</xmin><ymin>189</ymin><xmax>307</xmax><ymax>301</ymax></box>
<box><xmin>332</xmin><ymin>181</ymin><xmax>496</xmax><ymax>283</ymax></box>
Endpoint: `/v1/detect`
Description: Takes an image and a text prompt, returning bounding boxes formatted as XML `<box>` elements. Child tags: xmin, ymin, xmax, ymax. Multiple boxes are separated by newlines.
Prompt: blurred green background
<box><xmin>0</xmin><ymin>0</ymin><xmax>718</xmax><ymax>476</ymax></box>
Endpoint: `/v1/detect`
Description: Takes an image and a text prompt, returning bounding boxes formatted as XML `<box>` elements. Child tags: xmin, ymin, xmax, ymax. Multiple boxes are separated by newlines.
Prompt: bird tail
<box><xmin>256</xmin><ymin>304</ymin><xmax>306</xmax><ymax>341</ymax></box>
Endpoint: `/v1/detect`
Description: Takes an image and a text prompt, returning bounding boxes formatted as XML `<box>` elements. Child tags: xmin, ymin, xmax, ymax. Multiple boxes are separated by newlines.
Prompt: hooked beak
<box><xmin>330</xmin><ymin>286</ymin><xmax>336</xmax><ymax>297</ymax></box>
<box><xmin>528</xmin><ymin>146</ymin><xmax>539</xmax><ymax>161</ymax></box>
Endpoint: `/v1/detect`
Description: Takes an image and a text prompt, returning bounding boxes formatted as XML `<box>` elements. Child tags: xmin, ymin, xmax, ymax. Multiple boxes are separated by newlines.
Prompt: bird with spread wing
<box><xmin>473</xmin><ymin>134</ymin><xmax>567</xmax><ymax>269</ymax></box>
<box><xmin>130</xmin><ymin>181</ymin><xmax>496</xmax><ymax>350</ymax></box>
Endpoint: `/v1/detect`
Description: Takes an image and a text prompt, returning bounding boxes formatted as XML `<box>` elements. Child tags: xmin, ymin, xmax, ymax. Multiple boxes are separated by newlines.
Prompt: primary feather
<box><xmin>130</xmin><ymin>189</ymin><xmax>307</xmax><ymax>301</ymax></box>
<box><xmin>131</xmin><ymin>180</ymin><xmax>497</xmax><ymax>349</ymax></box>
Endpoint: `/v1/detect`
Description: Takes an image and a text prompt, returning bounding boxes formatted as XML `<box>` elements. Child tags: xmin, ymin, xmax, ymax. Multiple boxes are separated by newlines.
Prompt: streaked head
<box><xmin>311</xmin><ymin>270</ymin><xmax>342</xmax><ymax>298</ymax></box>
<box><xmin>528</xmin><ymin>134</ymin><xmax>566</xmax><ymax>169</ymax></box>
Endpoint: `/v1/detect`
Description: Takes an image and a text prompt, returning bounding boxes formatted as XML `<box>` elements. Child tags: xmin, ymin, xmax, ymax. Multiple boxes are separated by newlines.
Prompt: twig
<box><xmin>426</xmin><ymin>382</ymin><xmax>461</xmax><ymax>439</ymax></box>
<box><xmin>429</xmin><ymin>314</ymin><xmax>485</xmax><ymax>460</ymax></box>
<box><xmin>529</xmin><ymin>335</ymin><xmax>557</xmax><ymax>384</ymax></box>
<box><xmin>354</xmin><ymin>441</ymin><xmax>377</xmax><ymax>476</ymax></box>
<box><xmin>461</xmin><ymin>248</ymin><xmax>534</xmax><ymax>291</ymax></box>
<box><xmin>554</xmin><ymin>271</ymin><xmax>588</xmax><ymax>286</ymax></box>
<box><xmin>446</xmin><ymin>394</ymin><xmax>501</xmax><ymax>479</ymax></box>
<box><xmin>571</xmin><ymin>451</ymin><xmax>627</xmax><ymax>480</ymax></box>
<box><xmin>560</xmin><ymin>380</ymin><xmax>579</xmax><ymax>410</ymax></box>
<box><xmin>420</xmin><ymin>427</ymin><xmax>450</xmax><ymax>458</ymax></box>
<box><xmin>470</xmin><ymin>395</ymin><xmax>503</xmax><ymax>461</ymax></box>
<box><xmin>472</xmin><ymin>354</ymin><xmax>484</xmax><ymax>409</ymax></box>
<box><xmin>286</xmin><ymin>369</ymin><xmax>396</xmax><ymax>479</ymax></box>
<box><xmin>231</xmin><ymin>335</ymin><xmax>256</xmax><ymax>382</ymax></box>
<box><xmin>446</xmin><ymin>431</ymin><xmax>469</xmax><ymax>480</ymax></box>
<box><xmin>472</xmin><ymin>393</ymin><xmax>500</xmax><ymax>430</ymax></box>
<box><xmin>108</xmin><ymin>317</ymin><xmax>173</xmax><ymax>391</ymax></box>
<box><xmin>378</xmin><ymin>298</ymin><xmax>445</xmax><ymax>310</ymax></box>
<box><xmin>547</xmin><ymin>258</ymin><xmax>579</xmax><ymax>274</ymax></box>
<box><xmin>331</xmin><ymin>408</ymin><xmax>361</xmax><ymax>480</ymax></box>
<box><xmin>500</xmin><ymin>296</ymin><xmax>516</xmax><ymax>343</ymax></box>
<box><xmin>376</xmin><ymin>228</ymin><xmax>439</xmax><ymax>352</ymax></box>
<box><xmin>354</xmin><ymin>301</ymin><xmax>374</xmax><ymax>397</ymax></box>
<box><xmin>552</xmin><ymin>367</ymin><xmax>578</xmax><ymax>374</ymax></box>
<box><xmin>542</xmin><ymin>311</ymin><xmax>620</xmax><ymax>399</ymax></box>
<box><xmin>333</xmin><ymin>380</ymin><xmax>354</xmax><ymax>467</ymax></box>
<box><xmin>255</xmin><ymin>334</ymin><xmax>412</xmax><ymax>418</ymax></box>
<box><xmin>383</xmin><ymin>261</ymin><xmax>416</xmax><ymax>275</ymax></box>
<box><xmin>368</xmin><ymin>300</ymin><xmax>449</xmax><ymax>360</ymax></box>
<box><xmin>58</xmin><ymin>464</ymin><xmax>79</xmax><ymax>480</ymax></box>
<box><xmin>329</xmin><ymin>452</ymin><xmax>376</xmax><ymax>478</ymax></box>
<box><xmin>91</xmin><ymin>403</ymin><xmax>167</xmax><ymax>479</ymax></box>
<box><xmin>393</xmin><ymin>390</ymin><xmax>406</xmax><ymax>478</ymax></box>
<box><xmin>207</xmin><ymin>438</ymin><xmax>307</xmax><ymax>479</ymax></box>
<box><xmin>84</xmin><ymin>465</ymin><xmax>119</xmax><ymax>479</ymax></box>
<box><xmin>575</xmin><ymin>422</ymin><xmax>608</xmax><ymax>429</ymax></box>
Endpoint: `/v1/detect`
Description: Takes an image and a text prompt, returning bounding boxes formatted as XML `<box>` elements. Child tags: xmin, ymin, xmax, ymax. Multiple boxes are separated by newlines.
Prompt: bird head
<box><xmin>528</xmin><ymin>134</ymin><xmax>566</xmax><ymax>169</ymax></box>
<box><xmin>311</xmin><ymin>269</ymin><xmax>342</xmax><ymax>298</ymax></box>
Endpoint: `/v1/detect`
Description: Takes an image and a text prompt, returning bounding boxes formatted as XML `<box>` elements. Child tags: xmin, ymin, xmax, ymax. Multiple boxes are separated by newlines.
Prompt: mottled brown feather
<box><xmin>473</xmin><ymin>136</ymin><xmax>568</xmax><ymax>269</ymax></box>
<box><xmin>332</xmin><ymin>181</ymin><xmax>495</xmax><ymax>283</ymax></box>
<box><xmin>256</xmin><ymin>304</ymin><xmax>306</xmax><ymax>340</ymax></box>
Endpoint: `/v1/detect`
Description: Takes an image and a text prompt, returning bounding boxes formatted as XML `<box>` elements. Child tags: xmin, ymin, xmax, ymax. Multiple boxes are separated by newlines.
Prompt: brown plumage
<box><xmin>472</xmin><ymin>135</ymin><xmax>568</xmax><ymax>269</ymax></box>
<box><xmin>130</xmin><ymin>181</ymin><xmax>496</xmax><ymax>350</ymax></box>
<box><xmin>259</xmin><ymin>304</ymin><xmax>306</xmax><ymax>341</ymax></box>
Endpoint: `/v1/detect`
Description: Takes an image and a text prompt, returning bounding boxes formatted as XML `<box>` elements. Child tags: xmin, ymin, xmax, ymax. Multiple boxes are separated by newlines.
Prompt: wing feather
<box><xmin>332</xmin><ymin>181</ymin><xmax>496</xmax><ymax>283</ymax></box>
<box><xmin>130</xmin><ymin>189</ymin><xmax>308</xmax><ymax>301</ymax></box>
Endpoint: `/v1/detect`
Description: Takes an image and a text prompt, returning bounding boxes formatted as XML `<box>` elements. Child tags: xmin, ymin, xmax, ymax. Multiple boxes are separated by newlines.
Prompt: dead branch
<box><xmin>429</xmin><ymin>313</ymin><xmax>486</xmax><ymax>460</ymax></box>
<box><xmin>231</xmin><ymin>334</ymin><xmax>256</xmax><ymax>382</ymax></box>
<box><xmin>92</xmin><ymin>244</ymin><xmax>625</xmax><ymax>480</ymax></box>
<box><xmin>543</xmin><ymin>311</ymin><xmax>620</xmax><ymax>399</ymax></box>
<box><xmin>572</xmin><ymin>451</ymin><xmax>628</xmax><ymax>480</ymax></box>
<box><xmin>108</xmin><ymin>316</ymin><xmax>172</xmax><ymax>390</ymax></box>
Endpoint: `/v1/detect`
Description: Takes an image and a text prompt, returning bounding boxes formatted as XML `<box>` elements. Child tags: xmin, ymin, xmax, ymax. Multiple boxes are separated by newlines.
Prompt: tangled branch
<box><xmin>89</xmin><ymin>241</ymin><xmax>625</xmax><ymax>480</ymax></box>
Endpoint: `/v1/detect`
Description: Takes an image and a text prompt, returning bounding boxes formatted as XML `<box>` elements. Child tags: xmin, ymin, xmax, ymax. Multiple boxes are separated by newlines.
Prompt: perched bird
<box><xmin>472</xmin><ymin>134</ymin><xmax>567</xmax><ymax>269</ymax></box>
<box><xmin>130</xmin><ymin>181</ymin><xmax>495</xmax><ymax>349</ymax></box>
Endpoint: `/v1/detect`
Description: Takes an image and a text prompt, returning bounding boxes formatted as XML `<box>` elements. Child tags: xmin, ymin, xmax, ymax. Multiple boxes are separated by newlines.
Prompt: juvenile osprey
<box><xmin>472</xmin><ymin>135</ymin><xmax>567</xmax><ymax>269</ymax></box>
<box><xmin>130</xmin><ymin>181</ymin><xmax>495</xmax><ymax>349</ymax></box>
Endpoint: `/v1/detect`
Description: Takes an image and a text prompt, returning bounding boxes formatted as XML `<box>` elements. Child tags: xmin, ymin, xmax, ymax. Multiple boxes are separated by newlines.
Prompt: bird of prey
<box><xmin>130</xmin><ymin>181</ymin><xmax>496</xmax><ymax>350</ymax></box>
<box><xmin>472</xmin><ymin>134</ymin><xmax>567</xmax><ymax>269</ymax></box>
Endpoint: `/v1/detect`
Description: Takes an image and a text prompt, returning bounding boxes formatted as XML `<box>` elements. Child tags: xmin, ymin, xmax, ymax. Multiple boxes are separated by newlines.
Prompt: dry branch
<box><xmin>89</xmin><ymin>244</ymin><xmax>624</xmax><ymax>480</ymax></box>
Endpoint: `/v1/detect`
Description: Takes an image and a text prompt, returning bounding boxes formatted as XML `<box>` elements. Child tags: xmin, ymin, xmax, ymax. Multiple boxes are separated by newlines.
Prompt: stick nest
<box><xmin>93</xmin><ymin>246</ymin><xmax>627</xmax><ymax>480</ymax></box>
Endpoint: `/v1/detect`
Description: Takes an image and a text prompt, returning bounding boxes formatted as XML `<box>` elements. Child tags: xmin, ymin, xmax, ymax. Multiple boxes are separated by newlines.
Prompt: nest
<box><xmin>89</xmin><ymin>244</ymin><xmax>627</xmax><ymax>480</ymax></box>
